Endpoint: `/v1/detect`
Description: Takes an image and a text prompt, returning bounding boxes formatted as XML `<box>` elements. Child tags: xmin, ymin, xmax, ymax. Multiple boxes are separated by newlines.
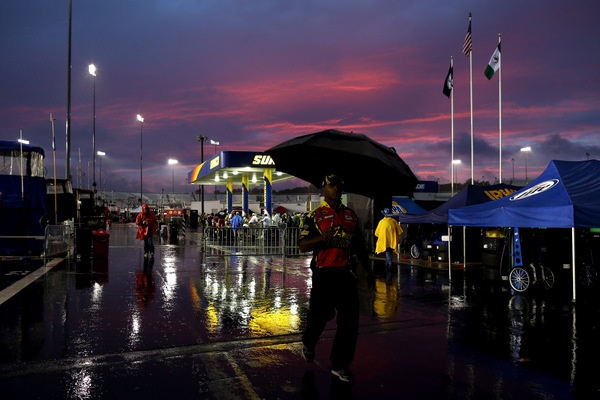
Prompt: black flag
<box><xmin>443</xmin><ymin>63</ymin><xmax>453</xmax><ymax>98</ymax></box>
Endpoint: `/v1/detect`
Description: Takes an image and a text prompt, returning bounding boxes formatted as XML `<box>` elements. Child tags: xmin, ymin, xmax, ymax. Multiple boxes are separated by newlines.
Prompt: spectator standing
<box><xmin>374</xmin><ymin>208</ymin><xmax>403</xmax><ymax>271</ymax></box>
<box><xmin>230</xmin><ymin>211</ymin><xmax>243</xmax><ymax>240</ymax></box>
<box><xmin>262</xmin><ymin>211</ymin><xmax>271</xmax><ymax>227</ymax></box>
<box><xmin>248</xmin><ymin>213</ymin><xmax>259</xmax><ymax>226</ymax></box>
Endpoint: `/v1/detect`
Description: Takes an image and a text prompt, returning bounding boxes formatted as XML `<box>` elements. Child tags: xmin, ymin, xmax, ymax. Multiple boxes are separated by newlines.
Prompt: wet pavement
<box><xmin>1</xmin><ymin>224</ymin><xmax>599</xmax><ymax>399</ymax></box>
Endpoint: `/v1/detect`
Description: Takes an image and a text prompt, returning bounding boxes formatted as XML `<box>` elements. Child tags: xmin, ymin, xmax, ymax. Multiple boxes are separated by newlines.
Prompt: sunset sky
<box><xmin>2</xmin><ymin>0</ymin><xmax>599</xmax><ymax>194</ymax></box>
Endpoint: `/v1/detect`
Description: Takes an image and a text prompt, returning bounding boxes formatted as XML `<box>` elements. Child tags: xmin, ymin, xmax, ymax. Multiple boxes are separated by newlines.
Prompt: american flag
<box><xmin>462</xmin><ymin>20</ymin><xmax>472</xmax><ymax>56</ymax></box>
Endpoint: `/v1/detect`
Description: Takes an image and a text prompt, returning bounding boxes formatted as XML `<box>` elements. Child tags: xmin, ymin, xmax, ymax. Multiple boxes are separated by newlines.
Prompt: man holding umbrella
<box><xmin>298</xmin><ymin>173</ymin><xmax>374</xmax><ymax>384</ymax></box>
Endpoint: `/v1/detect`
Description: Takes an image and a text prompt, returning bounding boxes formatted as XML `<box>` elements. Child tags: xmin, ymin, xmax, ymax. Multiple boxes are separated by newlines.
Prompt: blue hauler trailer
<box><xmin>0</xmin><ymin>140</ymin><xmax>48</xmax><ymax>256</ymax></box>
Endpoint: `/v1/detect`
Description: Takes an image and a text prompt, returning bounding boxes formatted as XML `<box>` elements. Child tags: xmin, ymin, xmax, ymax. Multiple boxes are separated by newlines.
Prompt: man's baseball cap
<box><xmin>322</xmin><ymin>174</ymin><xmax>344</xmax><ymax>187</ymax></box>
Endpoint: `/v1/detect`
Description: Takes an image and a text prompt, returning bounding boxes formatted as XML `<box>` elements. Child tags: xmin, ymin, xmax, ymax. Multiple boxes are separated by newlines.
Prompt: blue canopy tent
<box><xmin>448</xmin><ymin>160</ymin><xmax>600</xmax><ymax>301</ymax></box>
<box><xmin>391</xmin><ymin>196</ymin><xmax>427</xmax><ymax>215</ymax></box>
<box><xmin>397</xmin><ymin>184</ymin><xmax>520</xmax><ymax>274</ymax></box>
<box><xmin>397</xmin><ymin>183</ymin><xmax>520</xmax><ymax>224</ymax></box>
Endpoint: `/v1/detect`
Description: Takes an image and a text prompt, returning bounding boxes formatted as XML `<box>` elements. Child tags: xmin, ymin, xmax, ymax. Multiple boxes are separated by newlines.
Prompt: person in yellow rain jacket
<box><xmin>374</xmin><ymin>208</ymin><xmax>403</xmax><ymax>270</ymax></box>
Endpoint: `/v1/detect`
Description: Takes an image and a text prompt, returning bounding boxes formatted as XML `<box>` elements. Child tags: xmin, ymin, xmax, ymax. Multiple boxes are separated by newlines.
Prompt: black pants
<box><xmin>143</xmin><ymin>236</ymin><xmax>154</xmax><ymax>254</ymax></box>
<box><xmin>302</xmin><ymin>267</ymin><xmax>359</xmax><ymax>370</ymax></box>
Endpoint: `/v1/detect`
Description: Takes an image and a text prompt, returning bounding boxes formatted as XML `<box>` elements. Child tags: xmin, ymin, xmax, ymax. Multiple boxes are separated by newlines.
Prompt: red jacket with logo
<box><xmin>299</xmin><ymin>201</ymin><xmax>361</xmax><ymax>268</ymax></box>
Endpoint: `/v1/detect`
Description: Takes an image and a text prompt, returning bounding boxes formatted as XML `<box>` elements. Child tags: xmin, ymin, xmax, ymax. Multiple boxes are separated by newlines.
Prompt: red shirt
<box><xmin>300</xmin><ymin>201</ymin><xmax>359</xmax><ymax>268</ymax></box>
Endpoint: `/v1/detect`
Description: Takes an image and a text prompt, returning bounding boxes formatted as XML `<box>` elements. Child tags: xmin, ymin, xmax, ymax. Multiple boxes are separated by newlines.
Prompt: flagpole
<box><xmin>450</xmin><ymin>57</ymin><xmax>455</xmax><ymax>196</ymax></box>
<box><xmin>498</xmin><ymin>33</ymin><xmax>502</xmax><ymax>183</ymax></box>
<box><xmin>50</xmin><ymin>113</ymin><xmax>58</xmax><ymax>224</ymax></box>
<box><xmin>468</xmin><ymin>15</ymin><xmax>474</xmax><ymax>185</ymax></box>
<box><xmin>443</xmin><ymin>57</ymin><xmax>455</xmax><ymax>194</ymax></box>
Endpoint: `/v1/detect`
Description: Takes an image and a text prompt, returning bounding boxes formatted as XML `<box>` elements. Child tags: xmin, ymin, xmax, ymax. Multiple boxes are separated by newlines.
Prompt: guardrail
<box><xmin>202</xmin><ymin>226</ymin><xmax>308</xmax><ymax>256</ymax></box>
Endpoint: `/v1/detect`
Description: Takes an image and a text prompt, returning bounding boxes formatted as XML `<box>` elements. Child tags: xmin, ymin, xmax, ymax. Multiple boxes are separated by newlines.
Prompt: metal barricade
<box><xmin>44</xmin><ymin>223</ymin><xmax>74</xmax><ymax>260</ymax></box>
<box><xmin>201</xmin><ymin>225</ymin><xmax>307</xmax><ymax>256</ymax></box>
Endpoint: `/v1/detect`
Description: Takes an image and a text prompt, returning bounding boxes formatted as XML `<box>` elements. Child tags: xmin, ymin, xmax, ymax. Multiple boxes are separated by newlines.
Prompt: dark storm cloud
<box><xmin>1</xmin><ymin>0</ymin><xmax>599</xmax><ymax>192</ymax></box>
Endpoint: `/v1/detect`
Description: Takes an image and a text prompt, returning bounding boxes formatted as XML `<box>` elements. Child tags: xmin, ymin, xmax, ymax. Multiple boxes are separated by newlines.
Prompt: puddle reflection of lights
<box><xmin>210</xmin><ymin>280</ymin><xmax>219</xmax><ymax>298</ymax></box>
<box><xmin>129</xmin><ymin>313</ymin><xmax>141</xmax><ymax>346</ymax></box>
<box><xmin>250</xmin><ymin>278</ymin><xmax>256</xmax><ymax>296</ymax></box>
<box><xmin>162</xmin><ymin>259</ymin><xmax>178</xmax><ymax>304</ymax></box>
<box><xmin>290</xmin><ymin>303</ymin><xmax>299</xmax><ymax>315</ymax></box>
<box><xmin>241</xmin><ymin>300</ymin><xmax>251</xmax><ymax>323</ymax></box>
<box><xmin>92</xmin><ymin>282</ymin><xmax>103</xmax><ymax>304</ymax></box>
<box><xmin>70</xmin><ymin>369</ymin><xmax>93</xmax><ymax>399</ymax></box>
<box><xmin>449</xmin><ymin>295</ymin><xmax>467</xmax><ymax>309</ymax></box>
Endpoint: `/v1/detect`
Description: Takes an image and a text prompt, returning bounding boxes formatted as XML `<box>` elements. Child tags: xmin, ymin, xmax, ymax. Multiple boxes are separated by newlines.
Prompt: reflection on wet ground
<box><xmin>0</xmin><ymin>224</ymin><xmax>599</xmax><ymax>398</ymax></box>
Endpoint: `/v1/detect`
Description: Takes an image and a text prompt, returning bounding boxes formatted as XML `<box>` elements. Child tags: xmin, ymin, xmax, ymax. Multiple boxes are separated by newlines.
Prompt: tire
<box><xmin>410</xmin><ymin>244</ymin><xmax>420</xmax><ymax>259</ymax></box>
<box><xmin>579</xmin><ymin>264</ymin><xmax>597</xmax><ymax>287</ymax></box>
<box><xmin>509</xmin><ymin>267</ymin><xmax>530</xmax><ymax>292</ymax></box>
<box><xmin>542</xmin><ymin>266</ymin><xmax>555</xmax><ymax>290</ymax></box>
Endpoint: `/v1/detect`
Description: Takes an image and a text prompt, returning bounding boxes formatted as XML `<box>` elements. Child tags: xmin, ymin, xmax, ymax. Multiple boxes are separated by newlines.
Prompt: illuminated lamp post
<box><xmin>97</xmin><ymin>151</ymin><xmax>106</xmax><ymax>200</ymax></box>
<box><xmin>137</xmin><ymin>114</ymin><xmax>144</xmax><ymax>205</ymax></box>
<box><xmin>520</xmin><ymin>146</ymin><xmax>531</xmax><ymax>183</ymax></box>
<box><xmin>89</xmin><ymin>64</ymin><xmax>97</xmax><ymax>194</ymax></box>
<box><xmin>168</xmin><ymin>159</ymin><xmax>178</xmax><ymax>194</ymax></box>
<box><xmin>452</xmin><ymin>159</ymin><xmax>461</xmax><ymax>196</ymax></box>
<box><xmin>196</xmin><ymin>135</ymin><xmax>209</xmax><ymax>214</ymax></box>
<box><xmin>210</xmin><ymin>140</ymin><xmax>220</xmax><ymax>199</ymax></box>
<box><xmin>211</xmin><ymin>139</ymin><xmax>220</xmax><ymax>154</ymax></box>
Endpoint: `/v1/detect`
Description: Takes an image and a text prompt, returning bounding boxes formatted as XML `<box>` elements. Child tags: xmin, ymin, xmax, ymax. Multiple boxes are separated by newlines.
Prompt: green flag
<box><xmin>484</xmin><ymin>42</ymin><xmax>501</xmax><ymax>80</ymax></box>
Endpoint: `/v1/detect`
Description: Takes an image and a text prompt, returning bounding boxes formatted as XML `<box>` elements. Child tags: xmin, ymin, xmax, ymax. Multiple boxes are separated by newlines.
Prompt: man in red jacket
<box><xmin>136</xmin><ymin>204</ymin><xmax>157</xmax><ymax>258</ymax></box>
<box><xmin>299</xmin><ymin>173</ymin><xmax>373</xmax><ymax>384</ymax></box>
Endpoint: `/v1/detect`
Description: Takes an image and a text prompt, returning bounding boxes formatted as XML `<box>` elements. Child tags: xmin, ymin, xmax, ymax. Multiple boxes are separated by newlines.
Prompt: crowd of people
<box><xmin>198</xmin><ymin>209</ymin><xmax>303</xmax><ymax>230</ymax></box>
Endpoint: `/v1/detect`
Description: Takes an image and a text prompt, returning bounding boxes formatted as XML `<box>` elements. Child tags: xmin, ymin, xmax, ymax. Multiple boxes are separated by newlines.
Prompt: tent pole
<box><xmin>463</xmin><ymin>226</ymin><xmax>467</xmax><ymax>269</ymax></box>
<box><xmin>448</xmin><ymin>225</ymin><xmax>452</xmax><ymax>282</ymax></box>
<box><xmin>571</xmin><ymin>228</ymin><xmax>576</xmax><ymax>303</ymax></box>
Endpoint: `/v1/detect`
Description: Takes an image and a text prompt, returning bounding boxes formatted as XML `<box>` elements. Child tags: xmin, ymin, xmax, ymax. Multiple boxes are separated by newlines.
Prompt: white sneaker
<box><xmin>331</xmin><ymin>369</ymin><xmax>353</xmax><ymax>383</ymax></box>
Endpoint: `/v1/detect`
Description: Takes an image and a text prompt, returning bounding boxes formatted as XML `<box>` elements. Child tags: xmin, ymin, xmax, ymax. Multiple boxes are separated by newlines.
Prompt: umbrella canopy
<box><xmin>265</xmin><ymin>129</ymin><xmax>419</xmax><ymax>197</ymax></box>
<box><xmin>273</xmin><ymin>205</ymin><xmax>289</xmax><ymax>214</ymax></box>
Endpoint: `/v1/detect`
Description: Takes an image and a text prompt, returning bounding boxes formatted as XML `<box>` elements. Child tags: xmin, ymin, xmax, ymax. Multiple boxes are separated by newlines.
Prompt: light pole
<box><xmin>210</xmin><ymin>140</ymin><xmax>220</xmax><ymax>199</ymax></box>
<box><xmin>137</xmin><ymin>114</ymin><xmax>144</xmax><ymax>205</ymax></box>
<box><xmin>196</xmin><ymin>135</ymin><xmax>208</xmax><ymax>214</ymax></box>
<box><xmin>452</xmin><ymin>159</ymin><xmax>461</xmax><ymax>195</ymax></box>
<box><xmin>520</xmin><ymin>146</ymin><xmax>531</xmax><ymax>183</ymax></box>
<box><xmin>211</xmin><ymin>139</ymin><xmax>220</xmax><ymax>154</ymax></box>
<box><xmin>168</xmin><ymin>159</ymin><xmax>178</xmax><ymax>194</ymax></box>
<box><xmin>511</xmin><ymin>158</ymin><xmax>515</xmax><ymax>182</ymax></box>
<box><xmin>89</xmin><ymin>64</ymin><xmax>97</xmax><ymax>195</ymax></box>
<box><xmin>97</xmin><ymin>151</ymin><xmax>105</xmax><ymax>200</ymax></box>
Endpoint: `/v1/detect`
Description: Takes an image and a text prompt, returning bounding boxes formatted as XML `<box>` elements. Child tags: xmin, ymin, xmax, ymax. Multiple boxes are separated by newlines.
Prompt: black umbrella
<box><xmin>265</xmin><ymin>129</ymin><xmax>419</xmax><ymax>197</ymax></box>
